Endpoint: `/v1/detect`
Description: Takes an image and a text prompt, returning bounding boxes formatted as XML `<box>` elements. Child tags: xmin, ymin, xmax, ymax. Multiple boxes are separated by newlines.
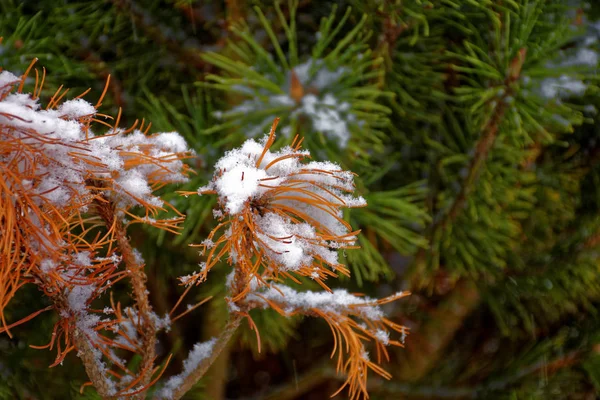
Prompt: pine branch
<box><xmin>374</xmin><ymin>11</ymin><xmax>415</xmax><ymax>67</ymax></box>
<box><xmin>73</xmin><ymin>331</ymin><xmax>116</xmax><ymax>399</ymax></box>
<box><xmin>163</xmin><ymin>314</ymin><xmax>242</xmax><ymax>400</ymax></box>
<box><xmin>95</xmin><ymin>197</ymin><xmax>157</xmax><ymax>397</ymax></box>
<box><xmin>394</xmin><ymin>49</ymin><xmax>527</xmax><ymax>383</ymax></box>
<box><xmin>410</xmin><ymin>48</ymin><xmax>527</xmax><ymax>290</ymax></box>
<box><xmin>45</xmin><ymin>287</ymin><xmax>115</xmax><ymax>399</ymax></box>
<box><xmin>447</xmin><ymin>51</ymin><xmax>526</xmax><ymax>223</ymax></box>
<box><xmin>202</xmin><ymin>303</ymin><xmax>235</xmax><ymax>400</ymax></box>
<box><xmin>387</xmin><ymin>347</ymin><xmax>584</xmax><ymax>396</ymax></box>
<box><xmin>243</xmin><ymin>362</ymin><xmax>478</xmax><ymax>399</ymax></box>
<box><xmin>483</xmin><ymin>349</ymin><xmax>583</xmax><ymax>392</ymax></box>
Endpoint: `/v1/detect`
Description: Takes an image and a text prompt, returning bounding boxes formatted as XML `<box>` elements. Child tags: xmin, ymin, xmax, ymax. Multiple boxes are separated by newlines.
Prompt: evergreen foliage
<box><xmin>1</xmin><ymin>0</ymin><xmax>600</xmax><ymax>399</ymax></box>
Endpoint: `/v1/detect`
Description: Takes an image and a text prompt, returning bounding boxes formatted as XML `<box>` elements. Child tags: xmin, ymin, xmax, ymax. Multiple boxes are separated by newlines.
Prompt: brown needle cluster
<box><xmin>1</xmin><ymin>55</ymin><xmax>408</xmax><ymax>400</ymax></box>
<box><xmin>182</xmin><ymin>119</ymin><xmax>365</xmax><ymax>293</ymax></box>
<box><xmin>180</xmin><ymin>118</ymin><xmax>409</xmax><ymax>400</ymax></box>
<box><xmin>0</xmin><ymin>58</ymin><xmax>191</xmax><ymax>397</ymax></box>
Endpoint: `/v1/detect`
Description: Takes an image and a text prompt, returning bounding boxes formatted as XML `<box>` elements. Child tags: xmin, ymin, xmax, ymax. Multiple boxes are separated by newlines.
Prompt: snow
<box><xmin>83</xmin><ymin>347</ymin><xmax>117</xmax><ymax>396</ymax></box>
<box><xmin>256</xmin><ymin>213</ymin><xmax>317</xmax><ymax>270</ymax></box>
<box><xmin>292</xmin><ymin>58</ymin><xmax>349</xmax><ymax>91</ymax></box>
<box><xmin>0</xmin><ymin>70</ymin><xmax>191</xmax><ymax>213</ymax></box>
<box><xmin>199</xmin><ymin>138</ymin><xmax>285</xmax><ymax>214</ymax></box>
<box><xmin>400</xmin><ymin>328</ymin><xmax>407</xmax><ymax>345</ymax></box>
<box><xmin>114</xmin><ymin>169</ymin><xmax>163</xmax><ymax>209</ymax></box>
<box><xmin>216</xmin><ymin>164</ymin><xmax>269</xmax><ymax>214</ymax></box>
<box><xmin>114</xmin><ymin>309</ymin><xmax>172</xmax><ymax>349</ymax></box>
<box><xmin>212</xmin><ymin>209</ymin><xmax>224</xmax><ymax>219</ymax></box>
<box><xmin>67</xmin><ymin>284</ymin><xmax>96</xmax><ymax>313</ymax></box>
<box><xmin>293</xmin><ymin>93</ymin><xmax>353</xmax><ymax>147</ymax></box>
<box><xmin>182</xmin><ymin>338</ymin><xmax>217</xmax><ymax>375</ymax></box>
<box><xmin>132</xmin><ymin>248</ymin><xmax>145</xmax><ymax>265</ymax></box>
<box><xmin>373</xmin><ymin>329</ymin><xmax>390</xmax><ymax>345</ymax></box>
<box><xmin>536</xmin><ymin>22</ymin><xmax>598</xmax><ymax>101</ymax></box>
<box><xmin>247</xmin><ymin>284</ymin><xmax>401</xmax><ymax>322</ymax></box>
<box><xmin>215</xmin><ymin>57</ymin><xmax>362</xmax><ymax>148</ymax></box>
<box><xmin>540</xmin><ymin>75</ymin><xmax>588</xmax><ymax>99</ymax></box>
<box><xmin>179</xmin><ymin>262</ymin><xmax>207</xmax><ymax>286</ymax></box>
<box><xmin>291</xmin><ymin>57</ymin><xmax>351</xmax><ymax>125</ymax></box>
<box><xmin>0</xmin><ymin>71</ymin><xmax>19</xmax><ymax>94</ymax></box>
<box><xmin>65</xmin><ymin>285</ymin><xmax>103</xmax><ymax>351</ymax></box>
<box><xmin>201</xmin><ymin>133</ymin><xmax>364</xmax><ymax>219</ymax></box>
<box><xmin>562</xmin><ymin>48</ymin><xmax>599</xmax><ymax>67</ymax></box>
<box><xmin>153</xmin><ymin>131</ymin><xmax>190</xmax><ymax>153</ymax></box>
<box><xmin>73</xmin><ymin>251</ymin><xmax>93</xmax><ymax>267</ymax></box>
<box><xmin>40</xmin><ymin>259</ymin><xmax>57</xmax><ymax>273</ymax></box>
<box><xmin>255</xmin><ymin>212</ymin><xmax>339</xmax><ymax>271</ymax></box>
<box><xmin>225</xmin><ymin>270</ymin><xmax>236</xmax><ymax>289</ymax></box>
<box><xmin>57</xmin><ymin>98</ymin><xmax>96</xmax><ymax>119</ymax></box>
<box><xmin>272</xmin><ymin>94</ymin><xmax>296</xmax><ymax>107</ymax></box>
<box><xmin>196</xmin><ymin>133</ymin><xmax>365</xmax><ymax>284</ymax></box>
<box><xmin>66</xmin><ymin>282</ymin><xmax>116</xmax><ymax>393</ymax></box>
<box><xmin>200</xmin><ymin>239</ymin><xmax>214</xmax><ymax>249</ymax></box>
<box><xmin>115</xmin><ymin>309</ymin><xmax>140</xmax><ymax>347</ymax></box>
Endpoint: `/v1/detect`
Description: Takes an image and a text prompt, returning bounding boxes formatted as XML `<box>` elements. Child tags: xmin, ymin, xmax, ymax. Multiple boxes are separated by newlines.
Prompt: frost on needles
<box><xmin>0</xmin><ymin>62</ymin><xmax>409</xmax><ymax>400</ymax></box>
<box><xmin>0</xmin><ymin>64</ymin><xmax>190</xmax><ymax>396</ymax></box>
<box><xmin>186</xmin><ymin>118</ymin><xmax>366</xmax><ymax>288</ymax></box>
<box><xmin>181</xmin><ymin>118</ymin><xmax>410</xmax><ymax>400</ymax></box>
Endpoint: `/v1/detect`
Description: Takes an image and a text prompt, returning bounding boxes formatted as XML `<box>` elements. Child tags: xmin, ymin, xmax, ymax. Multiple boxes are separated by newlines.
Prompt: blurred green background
<box><xmin>2</xmin><ymin>0</ymin><xmax>600</xmax><ymax>399</ymax></box>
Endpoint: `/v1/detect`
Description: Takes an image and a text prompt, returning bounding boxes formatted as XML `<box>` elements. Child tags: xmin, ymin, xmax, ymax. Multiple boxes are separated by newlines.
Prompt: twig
<box><xmin>483</xmin><ymin>349</ymin><xmax>582</xmax><ymax>392</ymax></box>
<box><xmin>167</xmin><ymin>314</ymin><xmax>242</xmax><ymax>400</ymax></box>
<box><xmin>410</xmin><ymin>48</ymin><xmax>527</xmax><ymax>291</ymax></box>
<box><xmin>115</xmin><ymin>223</ymin><xmax>157</xmax><ymax>395</ymax></box>
<box><xmin>38</xmin><ymin>283</ymin><xmax>115</xmax><ymax>399</ymax></box>
<box><xmin>240</xmin><ymin>360</ymin><xmax>476</xmax><ymax>400</ymax></box>
<box><xmin>95</xmin><ymin>198</ymin><xmax>157</xmax><ymax>397</ymax></box>
<box><xmin>202</xmin><ymin>302</ymin><xmax>234</xmax><ymax>400</ymax></box>
<box><xmin>396</xmin><ymin>50</ymin><xmax>527</xmax><ymax>383</ymax></box>
<box><xmin>73</xmin><ymin>330</ymin><xmax>115</xmax><ymax>399</ymax></box>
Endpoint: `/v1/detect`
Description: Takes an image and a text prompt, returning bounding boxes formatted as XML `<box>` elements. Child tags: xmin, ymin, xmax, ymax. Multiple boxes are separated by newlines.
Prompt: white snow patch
<box><xmin>247</xmin><ymin>284</ymin><xmax>399</xmax><ymax>322</ymax></box>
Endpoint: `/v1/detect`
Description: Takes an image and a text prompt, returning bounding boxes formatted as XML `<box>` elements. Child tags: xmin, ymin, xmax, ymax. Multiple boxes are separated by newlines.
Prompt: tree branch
<box><xmin>202</xmin><ymin>300</ymin><xmax>234</xmax><ymax>400</ymax></box>
<box><xmin>73</xmin><ymin>330</ymin><xmax>115</xmax><ymax>399</ymax></box>
<box><xmin>95</xmin><ymin>198</ymin><xmax>157</xmax><ymax>398</ymax></box>
<box><xmin>409</xmin><ymin>48</ymin><xmax>527</xmax><ymax>291</ymax></box>
<box><xmin>396</xmin><ymin>50</ymin><xmax>527</xmax><ymax>383</ymax></box>
<box><xmin>167</xmin><ymin>314</ymin><xmax>242</xmax><ymax>400</ymax></box>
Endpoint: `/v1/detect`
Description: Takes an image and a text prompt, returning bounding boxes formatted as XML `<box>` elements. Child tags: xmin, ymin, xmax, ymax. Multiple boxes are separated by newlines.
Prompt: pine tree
<box><xmin>1</xmin><ymin>1</ymin><xmax>600</xmax><ymax>399</ymax></box>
